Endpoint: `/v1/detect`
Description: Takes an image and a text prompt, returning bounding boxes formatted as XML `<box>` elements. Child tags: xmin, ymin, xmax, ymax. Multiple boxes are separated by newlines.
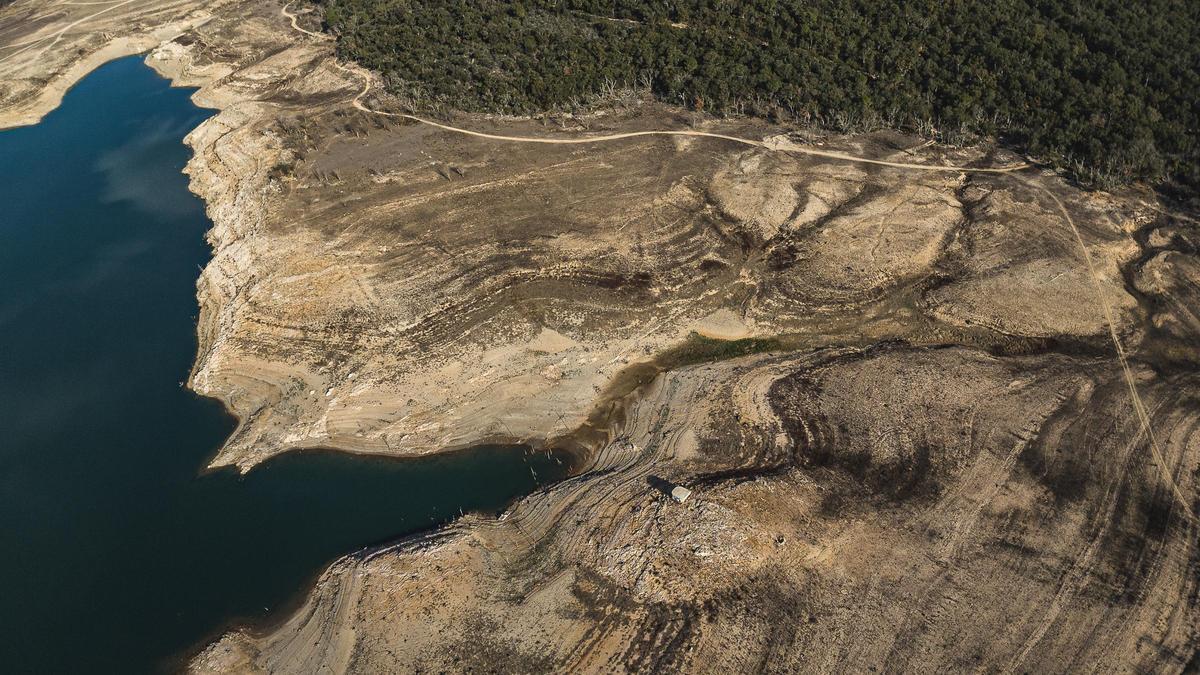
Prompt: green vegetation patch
<box><xmin>661</xmin><ymin>332</ymin><xmax>783</xmax><ymax>367</ymax></box>
<box><xmin>318</xmin><ymin>0</ymin><xmax>1199</xmax><ymax>188</ymax></box>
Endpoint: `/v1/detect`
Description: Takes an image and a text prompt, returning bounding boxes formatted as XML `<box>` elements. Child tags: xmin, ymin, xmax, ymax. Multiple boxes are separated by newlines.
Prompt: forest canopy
<box><xmin>318</xmin><ymin>0</ymin><xmax>1199</xmax><ymax>187</ymax></box>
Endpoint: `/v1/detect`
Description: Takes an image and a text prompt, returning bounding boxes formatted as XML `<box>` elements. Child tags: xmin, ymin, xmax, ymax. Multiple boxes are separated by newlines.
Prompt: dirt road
<box><xmin>328</xmin><ymin>59</ymin><xmax>1030</xmax><ymax>174</ymax></box>
<box><xmin>0</xmin><ymin>0</ymin><xmax>140</xmax><ymax>66</ymax></box>
<box><xmin>297</xmin><ymin>4</ymin><xmax>1192</xmax><ymax>520</ymax></box>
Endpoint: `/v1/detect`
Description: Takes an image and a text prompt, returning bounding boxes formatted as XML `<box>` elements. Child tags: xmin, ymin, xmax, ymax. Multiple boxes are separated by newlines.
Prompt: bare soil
<box><xmin>3</xmin><ymin>1</ymin><xmax>1196</xmax><ymax>672</ymax></box>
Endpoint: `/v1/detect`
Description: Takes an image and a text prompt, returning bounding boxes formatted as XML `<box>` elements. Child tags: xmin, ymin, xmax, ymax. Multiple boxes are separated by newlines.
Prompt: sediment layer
<box><xmin>2</xmin><ymin>1</ymin><xmax>1196</xmax><ymax>671</ymax></box>
<box><xmin>197</xmin><ymin>342</ymin><xmax>1199</xmax><ymax>673</ymax></box>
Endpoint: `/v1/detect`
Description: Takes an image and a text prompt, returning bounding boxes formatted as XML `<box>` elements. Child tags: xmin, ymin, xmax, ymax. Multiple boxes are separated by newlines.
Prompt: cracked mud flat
<box><xmin>2</xmin><ymin>0</ymin><xmax>1197</xmax><ymax>671</ymax></box>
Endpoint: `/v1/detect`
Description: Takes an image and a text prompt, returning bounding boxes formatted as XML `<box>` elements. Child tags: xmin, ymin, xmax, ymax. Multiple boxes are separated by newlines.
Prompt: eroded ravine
<box><xmin>0</xmin><ymin>54</ymin><xmax>569</xmax><ymax>673</ymax></box>
<box><xmin>1</xmin><ymin>0</ymin><xmax>1196</xmax><ymax>672</ymax></box>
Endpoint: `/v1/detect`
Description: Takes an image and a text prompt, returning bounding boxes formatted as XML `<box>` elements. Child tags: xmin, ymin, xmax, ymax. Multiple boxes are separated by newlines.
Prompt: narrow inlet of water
<box><xmin>0</xmin><ymin>55</ymin><xmax>568</xmax><ymax>673</ymax></box>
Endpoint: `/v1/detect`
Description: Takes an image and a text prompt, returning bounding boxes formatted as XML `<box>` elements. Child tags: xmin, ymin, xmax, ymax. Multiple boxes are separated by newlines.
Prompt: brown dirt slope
<box><xmin>2</xmin><ymin>1</ymin><xmax>1196</xmax><ymax>672</ymax></box>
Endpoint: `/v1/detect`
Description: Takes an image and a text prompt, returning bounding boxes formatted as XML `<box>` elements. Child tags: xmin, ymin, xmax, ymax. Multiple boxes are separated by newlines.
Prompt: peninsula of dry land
<box><xmin>1</xmin><ymin>1</ymin><xmax>1197</xmax><ymax>672</ymax></box>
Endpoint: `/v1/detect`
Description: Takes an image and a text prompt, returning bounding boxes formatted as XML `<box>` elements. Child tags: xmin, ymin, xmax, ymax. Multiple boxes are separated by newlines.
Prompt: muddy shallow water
<box><xmin>0</xmin><ymin>56</ymin><xmax>567</xmax><ymax>673</ymax></box>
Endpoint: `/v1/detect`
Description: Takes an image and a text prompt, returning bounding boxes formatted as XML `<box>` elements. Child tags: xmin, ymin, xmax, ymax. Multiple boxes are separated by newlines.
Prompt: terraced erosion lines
<box><xmin>1033</xmin><ymin>180</ymin><xmax>1195</xmax><ymax>520</ymax></box>
<box><xmin>2</xmin><ymin>0</ymin><xmax>1197</xmax><ymax>671</ymax></box>
<box><xmin>303</xmin><ymin>0</ymin><xmax>1182</xmax><ymax>522</ymax></box>
<box><xmin>197</xmin><ymin>345</ymin><xmax>1200</xmax><ymax>673</ymax></box>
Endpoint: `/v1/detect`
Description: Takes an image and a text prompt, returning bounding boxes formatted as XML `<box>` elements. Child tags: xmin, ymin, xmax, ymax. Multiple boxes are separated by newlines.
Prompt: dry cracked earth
<box><xmin>2</xmin><ymin>0</ymin><xmax>1198</xmax><ymax>672</ymax></box>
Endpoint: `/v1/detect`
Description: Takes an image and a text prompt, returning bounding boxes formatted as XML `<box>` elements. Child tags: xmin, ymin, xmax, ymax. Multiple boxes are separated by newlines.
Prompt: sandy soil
<box><xmin>2</xmin><ymin>1</ymin><xmax>1197</xmax><ymax>672</ymax></box>
<box><xmin>0</xmin><ymin>0</ymin><xmax>231</xmax><ymax>129</ymax></box>
<box><xmin>196</xmin><ymin>343</ymin><xmax>1199</xmax><ymax>673</ymax></box>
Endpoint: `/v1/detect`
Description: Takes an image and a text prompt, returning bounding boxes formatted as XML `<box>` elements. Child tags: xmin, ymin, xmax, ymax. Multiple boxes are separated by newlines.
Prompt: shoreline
<box><xmin>0</xmin><ymin>2</ymin><xmax>654</xmax><ymax>476</ymax></box>
<box><xmin>167</xmin><ymin>443</ymin><xmax>573</xmax><ymax>675</ymax></box>
<box><xmin>6</xmin><ymin>0</ymin><xmax>1085</xmax><ymax>477</ymax></box>
<box><xmin>6</xmin><ymin>6</ymin><xmax>1197</xmax><ymax>673</ymax></box>
<box><xmin>0</xmin><ymin>12</ymin><xmax>218</xmax><ymax>131</ymax></box>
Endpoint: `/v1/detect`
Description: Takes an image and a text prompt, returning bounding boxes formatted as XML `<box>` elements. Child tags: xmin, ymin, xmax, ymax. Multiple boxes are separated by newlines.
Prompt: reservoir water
<box><xmin>0</xmin><ymin>56</ymin><xmax>567</xmax><ymax>672</ymax></box>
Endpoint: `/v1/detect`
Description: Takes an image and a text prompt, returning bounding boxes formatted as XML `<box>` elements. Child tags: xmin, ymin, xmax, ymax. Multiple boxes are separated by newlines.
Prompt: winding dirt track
<box><xmin>329</xmin><ymin>57</ymin><xmax>1030</xmax><ymax>174</ymax></box>
<box><xmin>284</xmin><ymin>6</ymin><xmax>1193</xmax><ymax>520</ymax></box>
<box><xmin>1035</xmin><ymin>183</ymin><xmax>1193</xmax><ymax>516</ymax></box>
<box><xmin>0</xmin><ymin>0</ymin><xmax>139</xmax><ymax>65</ymax></box>
<box><xmin>285</xmin><ymin>1</ymin><xmax>1027</xmax><ymax>173</ymax></box>
<box><xmin>281</xmin><ymin>2</ymin><xmax>322</xmax><ymax>39</ymax></box>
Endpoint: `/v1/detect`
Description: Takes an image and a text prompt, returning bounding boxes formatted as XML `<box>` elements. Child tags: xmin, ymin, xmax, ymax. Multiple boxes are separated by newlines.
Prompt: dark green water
<box><xmin>0</xmin><ymin>56</ymin><xmax>567</xmax><ymax>673</ymax></box>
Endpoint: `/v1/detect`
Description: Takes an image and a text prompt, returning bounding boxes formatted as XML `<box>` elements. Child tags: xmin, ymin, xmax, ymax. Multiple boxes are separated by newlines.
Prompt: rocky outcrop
<box><xmin>3</xmin><ymin>1</ymin><xmax>1196</xmax><ymax>671</ymax></box>
<box><xmin>7</xmin><ymin>0</ymin><xmax>1149</xmax><ymax>475</ymax></box>
<box><xmin>195</xmin><ymin>344</ymin><xmax>1199</xmax><ymax>673</ymax></box>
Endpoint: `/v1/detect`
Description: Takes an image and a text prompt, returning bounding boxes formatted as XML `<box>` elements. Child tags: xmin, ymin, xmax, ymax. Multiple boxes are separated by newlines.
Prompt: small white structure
<box><xmin>670</xmin><ymin>485</ymin><xmax>692</xmax><ymax>504</ymax></box>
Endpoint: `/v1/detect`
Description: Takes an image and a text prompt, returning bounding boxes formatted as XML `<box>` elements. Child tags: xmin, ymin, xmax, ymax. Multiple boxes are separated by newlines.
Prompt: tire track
<box><xmin>275</xmin><ymin>2</ymin><xmax>1193</xmax><ymax>521</ymax></box>
<box><xmin>1032</xmin><ymin>181</ymin><xmax>1195</xmax><ymax>521</ymax></box>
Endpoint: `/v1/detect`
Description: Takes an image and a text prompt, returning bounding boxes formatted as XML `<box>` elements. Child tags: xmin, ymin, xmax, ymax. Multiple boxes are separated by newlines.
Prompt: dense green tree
<box><xmin>317</xmin><ymin>0</ymin><xmax>1200</xmax><ymax>187</ymax></box>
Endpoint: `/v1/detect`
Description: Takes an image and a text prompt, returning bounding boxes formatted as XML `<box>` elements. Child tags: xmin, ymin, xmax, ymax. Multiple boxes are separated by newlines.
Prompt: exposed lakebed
<box><xmin>0</xmin><ymin>56</ymin><xmax>567</xmax><ymax>673</ymax></box>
